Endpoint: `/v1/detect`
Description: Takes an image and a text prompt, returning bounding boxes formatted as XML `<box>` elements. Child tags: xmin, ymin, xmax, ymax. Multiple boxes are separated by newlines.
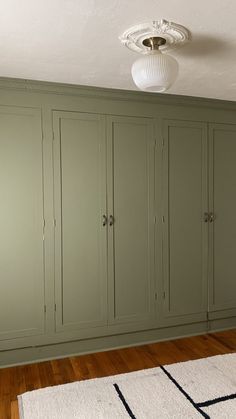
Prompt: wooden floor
<box><xmin>1</xmin><ymin>330</ymin><xmax>236</xmax><ymax>419</ymax></box>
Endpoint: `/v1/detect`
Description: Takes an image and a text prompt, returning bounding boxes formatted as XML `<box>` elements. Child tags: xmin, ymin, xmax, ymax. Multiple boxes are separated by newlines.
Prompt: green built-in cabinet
<box><xmin>0</xmin><ymin>78</ymin><xmax>236</xmax><ymax>366</ymax></box>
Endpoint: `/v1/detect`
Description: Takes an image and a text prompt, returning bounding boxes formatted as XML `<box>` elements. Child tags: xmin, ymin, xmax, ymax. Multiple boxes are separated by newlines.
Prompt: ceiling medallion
<box><xmin>119</xmin><ymin>19</ymin><xmax>191</xmax><ymax>54</ymax></box>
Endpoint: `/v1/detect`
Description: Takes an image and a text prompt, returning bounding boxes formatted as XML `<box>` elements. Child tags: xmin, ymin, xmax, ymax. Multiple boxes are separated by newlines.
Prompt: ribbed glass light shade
<box><xmin>131</xmin><ymin>50</ymin><xmax>179</xmax><ymax>92</ymax></box>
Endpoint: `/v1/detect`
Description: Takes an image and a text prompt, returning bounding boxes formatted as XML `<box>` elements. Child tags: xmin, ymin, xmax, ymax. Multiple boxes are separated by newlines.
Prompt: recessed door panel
<box><xmin>209</xmin><ymin>124</ymin><xmax>236</xmax><ymax>312</ymax></box>
<box><xmin>53</xmin><ymin>112</ymin><xmax>107</xmax><ymax>332</ymax></box>
<box><xmin>107</xmin><ymin>116</ymin><xmax>155</xmax><ymax>324</ymax></box>
<box><xmin>162</xmin><ymin>120</ymin><xmax>208</xmax><ymax>322</ymax></box>
<box><xmin>0</xmin><ymin>106</ymin><xmax>45</xmax><ymax>340</ymax></box>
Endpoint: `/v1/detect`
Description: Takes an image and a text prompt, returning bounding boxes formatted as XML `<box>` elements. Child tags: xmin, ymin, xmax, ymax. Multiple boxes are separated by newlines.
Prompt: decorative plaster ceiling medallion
<box><xmin>120</xmin><ymin>19</ymin><xmax>191</xmax><ymax>93</ymax></box>
<box><xmin>120</xmin><ymin>19</ymin><xmax>190</xmax><ymax>54</ymax></box>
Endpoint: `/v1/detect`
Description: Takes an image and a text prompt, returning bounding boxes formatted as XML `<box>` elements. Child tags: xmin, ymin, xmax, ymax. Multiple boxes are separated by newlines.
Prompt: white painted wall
<box><xmin>0</xmin><ymin>0</ymin><xmax>235</xmax><ymax>100</ymax></box>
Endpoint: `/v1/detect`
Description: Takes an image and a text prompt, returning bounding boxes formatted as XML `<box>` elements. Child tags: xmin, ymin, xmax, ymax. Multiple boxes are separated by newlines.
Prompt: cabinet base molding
<box><xmin>209</xmin><ymin>316</ymin><xmax>236</xmax><ymax>331</ymax></box>
<box><xmin>0</xmin><ymin>318</ymin><xmax>235</xmax><ymax>368</ymax></box>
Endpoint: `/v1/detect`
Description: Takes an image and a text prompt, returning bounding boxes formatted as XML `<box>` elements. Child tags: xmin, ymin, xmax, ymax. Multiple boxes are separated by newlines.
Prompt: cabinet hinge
<box><xmin>44</xmin><ymin>305</ymin><xmax>46</xmax><ymax>313</ymax></box>
<box><xmin>154</xmin><ymin>292</ymin><xmax>158</xmax><ymax>301</ymax></box>
<box><xmin>54</xmin><ymin>219</ymin><xmax>56</xmax><ymax>227</ymax></box>
<box><xmin>52</xmin><ymin>131</ymin><xmax>55</xmax><ymax>141</ymax></box>
<box><xmin>163</xmin><ymin>291</ymin><xmax>166</xmax><ymax>299</ymax></box>
<box><xmin>54</xmin><ymin>303</ymin><xmax>57</xmax><ymax>311</ymax></box>
<box><xmin>154</xmin><ymin>215</ymin><xmax>157</xmax><ymax>224</ymax></box>
<box><xmin>162</xmin><ymin>215</ymin><xmax>165</xmax><ymax>223</ymax></box>
<box><xmin>162</xmin><ymin>137</ymin><xmax>164</xmax><ymax>149</ymax></box>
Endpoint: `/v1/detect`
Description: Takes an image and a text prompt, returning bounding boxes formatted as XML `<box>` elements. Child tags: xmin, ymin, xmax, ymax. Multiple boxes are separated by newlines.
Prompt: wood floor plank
<box><xmin>70</xmin><ymin>355</ymin><xmax>91</xmax><ymax>381</ymax></box>
<box><xmin>93</xmin><ymin>351</ymin><xmax>118</xmax><ymax>376</ymax></box>
<box><xmin>0</xmin><ymin>397</ymin><xmax>11</xmax><ymax>419</ymax></box>
<box><xmin>51</xmin><ymin>358</ymin><xmax>76</xmax><ymax>384</ymax></box>
<box><xmin>105</xmin><ymin>349</ymin><xmax>130</xmax><ymax>374</ymax></box>
<box><xmin>0</xmin><ymin>330</ymin><xmax>236</xmax><ymax>419</ymax></box>
<box><xmin>37</xmin><ymin>361</ymin><xmax>55</xmax><ymax>389</ymax></box>
<box><xmin>22</xmin><ymin>364</ymin><xmax>41</xmax><ymax>393</ymax></box>
<box><xmin>10</xmin><ymin>400</ymin><xmax>19</xmax><ymax>419</ymax></box>
<box><xmin>211</xmin><ymin>330</ymin><xmax>236</xmax><ymax>351</ymax></box>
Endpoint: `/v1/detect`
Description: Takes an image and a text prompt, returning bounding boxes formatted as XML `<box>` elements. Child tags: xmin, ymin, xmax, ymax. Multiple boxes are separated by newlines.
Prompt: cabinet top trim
<box><xmin>0</xmin><ymin>77</ymin><xmax>236</xmax><ymax>112</ymax></box>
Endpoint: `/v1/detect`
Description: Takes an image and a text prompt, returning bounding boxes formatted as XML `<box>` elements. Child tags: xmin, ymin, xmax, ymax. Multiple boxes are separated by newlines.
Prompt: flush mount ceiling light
<box><xmin>120</xmin><ymin>19</ymin><xmax>191</xmax><ymax>93</ymax></box>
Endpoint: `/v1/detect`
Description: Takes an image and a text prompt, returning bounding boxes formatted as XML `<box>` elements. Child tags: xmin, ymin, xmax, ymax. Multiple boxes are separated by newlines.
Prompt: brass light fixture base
<box><xmin>142</xmin><ymin>37</ymin><xmax>166</xmax><ymax>50</ymax></box>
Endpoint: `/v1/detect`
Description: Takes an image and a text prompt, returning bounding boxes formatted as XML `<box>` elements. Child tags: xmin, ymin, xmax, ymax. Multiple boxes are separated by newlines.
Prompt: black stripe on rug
<box><xmin>113</xmin><ymin>383</ymin><xmax>136</xmax><ymax>419</ymax></box>
<box><xmin>160</xmin><ymin>365</ymin><xmax>210</xmax><ymax>419</ymax></box>
<box><xmin>197</xmin><ymin>392</ymin><xmax>236</xmax><ymax>408</ymax></box>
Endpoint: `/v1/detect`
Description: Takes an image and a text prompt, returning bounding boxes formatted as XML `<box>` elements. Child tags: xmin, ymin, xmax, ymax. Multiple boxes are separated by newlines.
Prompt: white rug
<box><xmin>18</xmin><ymin>353</ymin><xmax>236</xmax><ymax>419</ymax></box>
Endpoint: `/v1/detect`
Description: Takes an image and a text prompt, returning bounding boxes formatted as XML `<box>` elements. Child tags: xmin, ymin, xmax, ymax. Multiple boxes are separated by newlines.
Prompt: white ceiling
<box><xmin>1</xmin><ymin>0</ymin><xmax>236</xmax><ymax>101</ymax></box>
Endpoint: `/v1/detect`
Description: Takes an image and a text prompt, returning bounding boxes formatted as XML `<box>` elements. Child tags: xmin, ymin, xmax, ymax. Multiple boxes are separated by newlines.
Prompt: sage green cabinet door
<box><xmin>0</xmin><ymin>106</ymin><xmax>45</xmax><ymax>341</ymax></box>
<box><xmin>209</xmin><ymin>124</ymin><xmax>236</xmax><ymax>313</ymax></box>
<box><xmin>53</xmin><ymin>112</ymin><xmax>107</xmax><ymax>332</ymax></box>
<box><xmin>162</xmin><ymin>120</ymin><xmax>208</xmax><ymax>324</ymax></box>
<box><xmin>107</xmin><ymin>116</ymin><xmax>155</xmax><ymax>325</ymax></box>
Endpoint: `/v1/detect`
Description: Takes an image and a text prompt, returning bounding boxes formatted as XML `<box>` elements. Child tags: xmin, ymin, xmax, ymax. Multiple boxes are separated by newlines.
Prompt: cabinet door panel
<box><xmin>162</xmin><ymin>120</ymin><xmax>208</xmax><ymax>323</ymax></box>
<box><xmin>107</xmin><ymin>116</ymin><xmax>155</xmax><ymax>324</ymax></box>
<box><xmin>0</xmin><ymin>106</ymin><xmax>45</xmax><ymax>340</ymax></box>
<box><xmin>209</xmin><ymin>124</ymin><xmax>236</xmax><ymax>313</ymax></box>
<box><xmin>53</xmin><ymin>112</ymin><xmax>107</xmax><ymax>332</ymax></box>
